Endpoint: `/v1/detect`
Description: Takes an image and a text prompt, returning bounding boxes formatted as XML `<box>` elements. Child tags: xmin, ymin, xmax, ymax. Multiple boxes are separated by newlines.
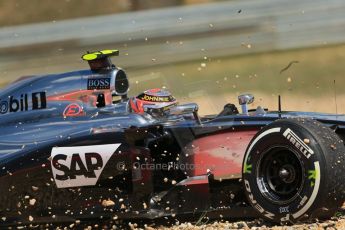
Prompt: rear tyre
<box><xmin>242</xmin><ymin>118</ymin><xmax>345</xmax><ymax>223</ymax></box>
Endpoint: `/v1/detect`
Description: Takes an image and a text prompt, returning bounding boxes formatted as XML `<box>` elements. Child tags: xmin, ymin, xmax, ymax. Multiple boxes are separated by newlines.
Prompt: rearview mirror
<box><xmin>169</xmin><ymin>103</ymin><xmax>198</xmax><ymax>115</ymax></box>
<box><xmin>169</xmin><ymin>103</ymin><xmax>201</xmax><ymax>124</ymax></box>
<box><xmin>238</xmin><ymin>93</ymin><xmax>254</xmax><ymax>114</ymax></box>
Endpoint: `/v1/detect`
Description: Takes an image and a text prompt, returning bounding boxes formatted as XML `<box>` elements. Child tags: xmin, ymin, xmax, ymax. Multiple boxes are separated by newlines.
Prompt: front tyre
<box><xmin>242</xmin><ymin>118</ymin><xmax>345</xmax><ymax>223</ymax></box>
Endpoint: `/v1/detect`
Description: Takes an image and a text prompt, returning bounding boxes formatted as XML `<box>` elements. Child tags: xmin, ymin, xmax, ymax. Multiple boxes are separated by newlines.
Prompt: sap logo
<box><xmin>51</xmin><ymin>144</ymin><xmax>120</xmax><ymax>188</ymax></box>
<box><xmin>53</xmin><ymin>153</ymin><xmax>102</xmax><ymax>180</ymax></box>
<box><xmin>0</xmin><ymin>92</ymin><xmax>46</xmax><ymax>114</ymax></box>
<box><xmin>87</xmin><ymin>78</ymin><xmax>111</xmax><ymax>90</ymax></box>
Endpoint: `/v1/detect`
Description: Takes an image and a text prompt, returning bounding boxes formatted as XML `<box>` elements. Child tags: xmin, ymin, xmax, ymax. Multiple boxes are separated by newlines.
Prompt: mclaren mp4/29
<box><xmin>0</xmin><ymin>50</ymin><xmax>344</xmax><ymax>226</ymax></box>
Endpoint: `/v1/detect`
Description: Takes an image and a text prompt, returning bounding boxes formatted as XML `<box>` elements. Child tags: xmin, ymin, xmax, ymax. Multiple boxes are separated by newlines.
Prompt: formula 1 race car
<box><xmin>0</xmin><ymin>50</ymin><xmax>344</xmax><ymax>227</ymax></box>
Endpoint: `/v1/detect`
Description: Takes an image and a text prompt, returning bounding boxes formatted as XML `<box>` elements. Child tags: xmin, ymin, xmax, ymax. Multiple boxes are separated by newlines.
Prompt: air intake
<box><xmin>82</xmin><ymin>49</ymin><xmax>119</xmax><ymax>71</ymax></box>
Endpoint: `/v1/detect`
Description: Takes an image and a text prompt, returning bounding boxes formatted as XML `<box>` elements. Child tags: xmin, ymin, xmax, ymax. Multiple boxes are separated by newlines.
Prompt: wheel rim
<box><xmin>257</xmin><ymin>147</ymin><xmax>304</xmax><ymax>205</ymax></box>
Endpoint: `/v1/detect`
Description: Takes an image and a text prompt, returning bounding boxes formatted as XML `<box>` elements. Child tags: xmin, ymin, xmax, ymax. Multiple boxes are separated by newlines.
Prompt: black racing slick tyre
<box><xmin>242</xmin><ymin>118</ymin><xmax>345</xmax><ymax>224</ymax></box>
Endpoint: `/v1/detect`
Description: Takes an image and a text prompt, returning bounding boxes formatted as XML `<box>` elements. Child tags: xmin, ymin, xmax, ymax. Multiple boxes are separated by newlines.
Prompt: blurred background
<box><xmin>1</xmin><ymin>0</ymin><xmax>345</xmax><ymax>115</ymax></box>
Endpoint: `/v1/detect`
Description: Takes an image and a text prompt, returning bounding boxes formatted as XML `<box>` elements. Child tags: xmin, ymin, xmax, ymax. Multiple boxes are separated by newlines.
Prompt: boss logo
<box><xmin>51</xmin><ymin>144</ymin><xmax>120</xmax><ymax>188</ymax></box>
<box><xmin>87</xmin><ymin>78</ymin><xmax>111</xmax><ymax>90</ymax></box>
<box><xmin>0</xmin><ymin>92</ymin><xmax>46</xmax><ymax>114</ymax></box>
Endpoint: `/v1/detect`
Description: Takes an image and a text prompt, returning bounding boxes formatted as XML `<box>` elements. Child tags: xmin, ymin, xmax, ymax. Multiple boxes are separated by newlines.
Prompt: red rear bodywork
<box><xmin>190</xmin><ymin>130</ymin><xmax>258</xmax><ymax>179</ymax></box>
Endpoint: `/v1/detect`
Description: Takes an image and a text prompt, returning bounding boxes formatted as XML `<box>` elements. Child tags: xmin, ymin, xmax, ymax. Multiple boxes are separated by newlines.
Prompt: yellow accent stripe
<box><xmin>101</xmin><ymin>50</ymin><xmax>117</xmax><ymax>54</ymax></box>
<box><xmin>82</xmin><ymin>49</ymin><xmax>119</xmax><ymax>61</ymax></box>
<box><xmin>82</xmin><ymin>53</ymin><xmax>98</xmax><ymax>61</ymax></box>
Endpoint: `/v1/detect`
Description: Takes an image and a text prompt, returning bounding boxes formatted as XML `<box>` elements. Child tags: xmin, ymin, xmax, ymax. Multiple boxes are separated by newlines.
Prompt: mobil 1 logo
<box><xmin>0</xmin><ymin>92</ymin><xmax>47</xmax><ymax>114</ymax></box>
<box><xmin>51</xmin><ymin>144</ymin><xmax>120</xmax><ymax>188</ymax></box>
<box><xmin>87</xmin><ymin>78</ymin><xmax>111</xmax><ymax>90</ymax></box>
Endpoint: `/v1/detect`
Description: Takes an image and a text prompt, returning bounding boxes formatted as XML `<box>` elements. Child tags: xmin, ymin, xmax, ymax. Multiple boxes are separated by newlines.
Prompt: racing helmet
<box><xmin>129</xmin><ymin>88</ymin><xmax>177</xmax><ymax>116</ymax></box>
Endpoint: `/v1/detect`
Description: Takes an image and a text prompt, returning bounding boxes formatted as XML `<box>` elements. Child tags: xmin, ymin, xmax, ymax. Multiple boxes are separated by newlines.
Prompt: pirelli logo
<box><xmin>283</xmin><ymin>128</ymin><xmax>314</xmax><ymax>158</ymax></box>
